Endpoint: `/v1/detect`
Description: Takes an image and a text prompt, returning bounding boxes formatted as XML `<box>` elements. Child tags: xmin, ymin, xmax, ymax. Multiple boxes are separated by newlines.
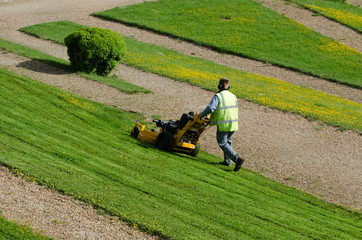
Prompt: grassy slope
<box><xmin>19</xmin><ymin>21</ymin><xmax>362</xmax><ymax>132</ymax></box>
<box><xmin>0</xmin><ymin>38</ymin><xmax>150</xmax><ymax>94</ymax></box>
<box><xmin>0</xmin><ymin>214</ymin><xmax>52</xmax><ymax>240</ymax></box>
<box><xmin>286</xmin><ymin>0</ymin><xmax>362</xmax><ymax>33</ymax></box>
<box><xmin>0</xmin><ymin>68</ymin><xmax>360</xmax><ymax>239</ymax></box>
<box><xmin>93</xmin><ymin>0</ymin><xmax>362</xmax><ymax>88</ymax></box>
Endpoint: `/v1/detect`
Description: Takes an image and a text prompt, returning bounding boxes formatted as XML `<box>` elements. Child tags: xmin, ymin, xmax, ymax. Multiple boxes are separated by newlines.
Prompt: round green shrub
<box><xmin>65</xmin><ymin>27</ymin><xmax>126</xmax><ymax>76</ymax></box>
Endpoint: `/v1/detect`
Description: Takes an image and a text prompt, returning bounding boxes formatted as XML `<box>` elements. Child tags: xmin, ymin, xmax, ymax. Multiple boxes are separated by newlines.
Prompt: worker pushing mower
<box><xmin>199</xmin><ymin>78</ymin><xmax>244</xmax><ymax>171</ymax></box>
<box><xmin>131</xmin><ymin>78</ymin><xmax>244</xmax><ymax>171</ymax></box>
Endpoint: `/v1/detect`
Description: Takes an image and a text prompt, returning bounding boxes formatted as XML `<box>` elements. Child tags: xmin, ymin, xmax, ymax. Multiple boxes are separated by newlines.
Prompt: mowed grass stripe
<box><xmin>0</xmin><ymin>93</ymin><xmax>111</xmax><ymax>159</ymax></box>
<box><xmin>0</xmin><ymin>68</ymin><xmax>360</xmax><ymax>239</ymax></box>
<box><xmin>93</xmin><ymin>0</ymin><xmax>362</xmax><ymax>88</ymax></box>
<box><xmin>19</xmin><ymin>21</ymin><xmax>362</xmax><ymax>132</ymax></box>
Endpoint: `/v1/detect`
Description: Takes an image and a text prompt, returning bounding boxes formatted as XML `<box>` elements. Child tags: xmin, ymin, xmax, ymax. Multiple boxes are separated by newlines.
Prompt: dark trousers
<box><xmin>216</xmin><ymin>130</ymin><xmax>239</xmax><ymax>164</ymax></box>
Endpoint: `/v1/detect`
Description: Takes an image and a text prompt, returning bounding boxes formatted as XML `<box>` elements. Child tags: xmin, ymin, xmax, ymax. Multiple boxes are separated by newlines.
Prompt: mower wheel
<box><xmin>156</xmin><ymin>131</ymin><xmax>173</xmax><ymax>152</ymax></box>
<box><xmin>131</xmin><ymin>127</ymin><xmax>140</xmax><ymax>138</ymax></box>
<box><xmin>188</xmin><ymin>143</ymin><xmax>200</xmax><ymax>157</ymax></box>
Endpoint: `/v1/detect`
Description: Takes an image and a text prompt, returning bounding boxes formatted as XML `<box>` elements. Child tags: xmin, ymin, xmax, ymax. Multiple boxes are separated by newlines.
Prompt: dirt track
<box><xmin>0</xmin><ymin>0</ymin><xmax>361</xmax><ymax>239</ymax></box>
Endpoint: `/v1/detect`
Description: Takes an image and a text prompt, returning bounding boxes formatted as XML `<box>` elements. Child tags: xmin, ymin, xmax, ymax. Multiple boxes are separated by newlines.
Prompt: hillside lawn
<box><xmin>0</xmin><ymin>68</ymin><xmax>361</xmax><ymax>239</ymax></box>
<box><xmin>18</xmin><ymin>21</ymin><xmax>362</xmax><ymax>133</ymax></box>
<box><xmin>93</xmin><ymin>0</ymin><xmax>362</xmax><ymax>89</ymax></box>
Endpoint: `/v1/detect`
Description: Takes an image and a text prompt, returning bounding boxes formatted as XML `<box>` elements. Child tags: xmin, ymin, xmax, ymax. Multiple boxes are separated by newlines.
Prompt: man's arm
<box><xmin>200</xmin><ymin>95</ymin><xmax>219</xmax><ymax>118</ymax></box>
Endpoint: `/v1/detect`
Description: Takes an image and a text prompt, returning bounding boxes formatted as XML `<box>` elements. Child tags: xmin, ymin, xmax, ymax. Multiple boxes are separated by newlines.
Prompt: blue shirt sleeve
<box><xmin>200</xmin><ymin>95</ymin><xmax>219</xmax><ymax>117</ymax></box>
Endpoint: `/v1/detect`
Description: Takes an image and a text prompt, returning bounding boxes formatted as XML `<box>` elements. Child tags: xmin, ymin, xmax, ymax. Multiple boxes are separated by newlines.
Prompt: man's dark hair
<box><xmin>218</xmin><ymin>78</ymin><xmax>230</xmax><ymax>90</ymax></box>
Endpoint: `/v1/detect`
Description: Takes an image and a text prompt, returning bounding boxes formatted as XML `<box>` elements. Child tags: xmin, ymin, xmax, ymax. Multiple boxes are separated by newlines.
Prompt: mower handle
<box><xmin>152</xmin><ymin>119</ymin><xmax>167</xmax><ymax>128</ymax></box>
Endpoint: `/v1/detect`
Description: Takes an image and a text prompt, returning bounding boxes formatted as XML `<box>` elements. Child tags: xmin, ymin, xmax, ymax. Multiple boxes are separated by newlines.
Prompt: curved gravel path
<box><xmin>0</xmin><ymin>0</ymin><xmax>361</xmax><ymax>239</ymax></box>
<box><xmin>1</xmin><ymin>0</ymin><xmax>362</xmax><ymax>102</ymax></box>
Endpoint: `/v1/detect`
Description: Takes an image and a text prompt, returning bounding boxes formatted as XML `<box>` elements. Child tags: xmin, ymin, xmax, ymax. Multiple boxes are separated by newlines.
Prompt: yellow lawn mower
<box><xmin>131</xmin><ymin>112</ymin><xmax>209</xmax><ymax>157</ymax></box>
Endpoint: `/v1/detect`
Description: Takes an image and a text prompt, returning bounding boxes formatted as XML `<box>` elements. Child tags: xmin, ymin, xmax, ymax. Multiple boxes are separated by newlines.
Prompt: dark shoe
<box><xmin>233</xmin><ymin>157</ymin><xmax>244</xmax><ymax>172</ymax></box>
<box><xmin>220</xmin><ymin>160</ymin><xmax>231</xmax><ymax>167</ymax></box>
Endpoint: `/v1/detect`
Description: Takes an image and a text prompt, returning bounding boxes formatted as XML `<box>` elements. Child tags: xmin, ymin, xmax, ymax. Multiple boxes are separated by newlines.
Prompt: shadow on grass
<box><xmin>125</xmin><ymin>130</ymin><xmax>229</xmax><ymax>171</ymax></box>
<box><xmin>130</xmin><ymin>137</ymin><xmax>222</xmax><ymax>162</ymax></box>
<box><xmin>17</xmin><ymin>59</ymin><xmax>72</xmax><ymax>75</ymax></box>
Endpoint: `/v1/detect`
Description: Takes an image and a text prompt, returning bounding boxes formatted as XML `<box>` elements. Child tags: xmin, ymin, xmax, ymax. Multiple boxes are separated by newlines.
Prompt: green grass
<box><xmin>0</xmin><ymin>213</ymin><xmax>52</xmax><ymax>240</ymax></box>
<box><xmin>78</xmin><ymin>72</ymin><xmax>151</xmax><ymax>94</ymax></box>
<box><xmin>0</xmin><ymin>38</ymin><xmax>70</xmax><ymax>70</ymax></box>
<box><xmin>0</xmin><ymin>68</ymin><xmax>361</xmax><ymax>239</ymax></box>
<box><xmin>286</xmin><ymin>0</ymin><xmax>362</xmax><ymax>33</ymax></box>
<box><xmin>20</xmin><ymin>20</ymin><xmax>82</xmax><ymax>45</ymax></box>
<box><xmin>93</xmin><ymin>0</ymin><xmax>362</xmax><ymax>88</ymax></box>
<box><xmin>19</xmin><ymin>21</ymin><xmax>362</xmax><ymax>132</ymax></box>
<box><xmin>0</xmin><ymin>38</ymin><xmax>150</xmax><ymax>94</ymax></box>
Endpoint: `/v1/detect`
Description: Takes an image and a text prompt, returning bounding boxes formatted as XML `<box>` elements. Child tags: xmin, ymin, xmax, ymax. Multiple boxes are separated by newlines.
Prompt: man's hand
<box><xmin>199</xmin><ymin>113</ymin><xmax>210</xmax><ymax>120</ymax></box>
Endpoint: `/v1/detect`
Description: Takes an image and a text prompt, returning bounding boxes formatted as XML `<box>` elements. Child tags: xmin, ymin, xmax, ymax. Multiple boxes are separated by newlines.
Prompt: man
<box><xmin>200</xmin><ymin>78</ymin><xmax>244</xmax><ymax>171</ymax></box>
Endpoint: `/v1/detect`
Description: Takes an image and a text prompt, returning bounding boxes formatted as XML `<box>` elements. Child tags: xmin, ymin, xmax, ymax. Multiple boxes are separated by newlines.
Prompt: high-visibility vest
<box><xmin>210</xmin><ymin>90</ymin><xmax>239</xmax><ymax>132</ymax></box>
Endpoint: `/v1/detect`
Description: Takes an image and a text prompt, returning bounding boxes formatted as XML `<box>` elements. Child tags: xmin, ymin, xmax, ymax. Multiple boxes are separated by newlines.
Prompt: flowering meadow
<box><xmin>287</xmin><ymin>0</ymin><xmax>362</xmax><ymax>33</ymax></box>
<box><xmin>94</xmin><ymin>0</ymin><xmax>362</xmax><ymax>88</ymax></box>
<box><xmin>19</xmin><ymin>21</ymin><xmax>362</xmax><ymax>132</ymax></box>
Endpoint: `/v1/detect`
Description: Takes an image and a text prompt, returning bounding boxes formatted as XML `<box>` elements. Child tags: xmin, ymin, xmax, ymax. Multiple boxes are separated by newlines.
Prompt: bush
<box><xmin>65</xmin><ymin>27</ymin><xmax>126</xmax><ymax>76</ymax></box>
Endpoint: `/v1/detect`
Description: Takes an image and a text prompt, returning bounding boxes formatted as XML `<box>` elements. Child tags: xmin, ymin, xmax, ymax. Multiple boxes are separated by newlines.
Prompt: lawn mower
<box><xmin>130</xmin><ymin>112</ymin><xmax>209</xmax><ymax>157</ymax></box>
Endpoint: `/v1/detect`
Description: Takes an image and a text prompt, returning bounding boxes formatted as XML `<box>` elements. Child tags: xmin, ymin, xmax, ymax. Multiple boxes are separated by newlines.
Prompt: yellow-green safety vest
<box><xmin>210</xmin><ymin>90</ymin><xmax>239</xmax><ymax>132</ymax></box>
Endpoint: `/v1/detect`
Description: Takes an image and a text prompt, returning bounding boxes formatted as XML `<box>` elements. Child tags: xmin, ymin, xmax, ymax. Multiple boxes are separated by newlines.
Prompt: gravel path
<box><xmin>0</xmin><ymin>166</ymin><xmax>160</xmax><ymax>240</ymax></box>
<box><xmin>0</xmin><ymin>0</ymin><xmax>361</xmax><ymax>239</ymax></box>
